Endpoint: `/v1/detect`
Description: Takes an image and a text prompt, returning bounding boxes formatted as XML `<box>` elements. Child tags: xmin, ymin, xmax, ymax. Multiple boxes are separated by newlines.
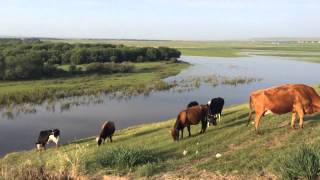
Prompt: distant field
<box><xmin>45</xmin><ymin>39</ymin><xmax>320</xmax><ymax>61</ymax></box>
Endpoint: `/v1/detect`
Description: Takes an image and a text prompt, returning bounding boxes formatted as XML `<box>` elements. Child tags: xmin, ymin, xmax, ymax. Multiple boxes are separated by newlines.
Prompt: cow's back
<box><xmin>101</xmin><ymin>121</ymin><xmax>115</xmax><ymax>137</ymax></box>
<box><xmin>250</xmin><ymin>84</ymin><xmax>316</xmax><ymax>114</ymax></box>
<box><xmin>185</xmin><ymin>105</ymin><xmax>205</xmax><ymax>125</ymax></box>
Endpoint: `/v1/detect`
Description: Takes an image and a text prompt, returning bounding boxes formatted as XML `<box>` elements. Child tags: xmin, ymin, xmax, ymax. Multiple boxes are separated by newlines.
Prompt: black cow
<box><xmin>187</xmin><ymin>101</ymin><xmax>199</xmax><ymax>108</ymax></box>
<box><xmin>208</xmin><ymin>97</ymin><xmax>225</xmax><ymax>124</ymax></box>
<box><xmin>96</xmin><ymin>121</ymin><xmax>115</xmax><ymax>146</ymax></box>
<box><xmin>36</xmin><ymin>129</ymin><xmax>60</xmax><ymax>150</ymax></box>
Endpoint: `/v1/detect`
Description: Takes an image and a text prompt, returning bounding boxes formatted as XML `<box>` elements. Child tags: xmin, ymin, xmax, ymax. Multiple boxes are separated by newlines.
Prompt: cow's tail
<box><xmin>247</xmin><ymin>96</ymin><xmax>253</xmax><ymax>126</ymax></box>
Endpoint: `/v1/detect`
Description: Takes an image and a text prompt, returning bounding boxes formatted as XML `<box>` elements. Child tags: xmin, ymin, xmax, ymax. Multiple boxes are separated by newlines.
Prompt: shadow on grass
<box><xmin>216</xmin><ymin>112</ymin><xmax>249</xmax><ymax>130</ymax></box>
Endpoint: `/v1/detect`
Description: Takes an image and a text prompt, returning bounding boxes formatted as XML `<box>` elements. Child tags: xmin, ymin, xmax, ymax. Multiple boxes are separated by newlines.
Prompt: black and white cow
<box><xmin>207</xmin><ymin>97</ymin><xmax>225</xmax><ymax>125</ymax></box>
<box><xmin>36</xmin><ymin>129</ymin><xmax>60</xmax><ymax>150</ymax></box>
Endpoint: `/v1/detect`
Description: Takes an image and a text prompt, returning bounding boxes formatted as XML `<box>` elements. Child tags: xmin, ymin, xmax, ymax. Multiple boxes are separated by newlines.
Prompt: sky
<box><xmin>0</xmin><ymin>0</ymin><xmax>319</xmax><ymax>40</ymax></box>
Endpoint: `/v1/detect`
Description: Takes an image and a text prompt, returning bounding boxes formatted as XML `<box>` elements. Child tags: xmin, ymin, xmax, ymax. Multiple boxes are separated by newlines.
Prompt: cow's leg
<box><xmin>297</xmin><ymin>109</ymin><xmax>305</xmax><ymax>129</ymax></box>
<box><xmin>110</xmin><ymin>136</ymin><xmax>113</xmax><ymax>143</ymax></box>
<box><xmin>187</xmin><ymin>125</ymin><xmax>191</xmax><ymax>137</ymax></box>
<box><xmin>291</xmin><ymin>112</ymin><xmax>297</xmax><ymax>129</ymax></box>
<box><xmin>201</xmin><ymin>119</ymin><xmax>207</xmax><ymax>133</ymax></box>
<box><xmin>218</xmin><ymin>114</ymin><xmax>221</xmax><ymax>122</ymax></box>
<box><xmin>254</xmin><ymin>111</ymin><xmax>264</xmax><ymax>133</ymax></box>
<box><xmin>180</xmin><ymin>128</ymin><xmax>184</xmax><ymax>139</ymax></box>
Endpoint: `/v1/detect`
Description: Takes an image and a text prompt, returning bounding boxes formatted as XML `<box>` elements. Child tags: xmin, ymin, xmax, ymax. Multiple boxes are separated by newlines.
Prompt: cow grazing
<box><xmin>96</xmin><ymin>121</ymin><xmax>115</xmax><ymax>146</ymax></box>
<box><xmin>171</xmin><ymin>104</ymin><xmax>214</xmax><ymax>141</ymax></box>
<box><xmin>36</xmin><ymin>129</ymin><xmax>60</xmax><ymax>150</ymax></box>
<box><xmin>187</xmin><ymin>101</ymin><xmax>199</xmax><ymax>108</ymax></box>
<box><xmin>208</xmin><ymin>97</ymin><xmax>225</xmax><ymax>123</ymax></box>
<box><xmin>248</xmin><ymin>84</ymin><xmax>320</xmax><ymax>132</ymax></box>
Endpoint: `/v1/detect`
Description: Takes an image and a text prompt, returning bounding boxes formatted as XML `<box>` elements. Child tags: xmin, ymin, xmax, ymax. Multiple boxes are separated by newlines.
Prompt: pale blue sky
<box><xmin>0</xmin><ymin>0</ymin><xmax>319</xmax><ymax>40</ymax></box>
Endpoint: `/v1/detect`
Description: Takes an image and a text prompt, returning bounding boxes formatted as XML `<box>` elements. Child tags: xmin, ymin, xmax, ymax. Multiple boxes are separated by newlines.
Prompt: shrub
<box><xmin>68</xmin><ymin>64</ymin><xmax>82</xmax><ymax>75</ymax></box>
<box><xmin>85</xmin><ymin>62</ymin><xmax>134</xmax><ymax>74</ymax></box>
<box><xmin>277</xmin><ymin>146</ymin><xmax>320</xmax><ymax>180</ymax></box>
<box><xmin>42</xmin><ymin>63</ymin><xmax>62</xmax><ymax>77</ymax></box>
<box><xmin>99</xmin><ymin>146</ymin><xmax>159</xmax><ymax>170</ymax></box>
<box><xmin>86</xmin><ymin>62</ymin><xmax>111</xmax><ymax>74</ymax></box>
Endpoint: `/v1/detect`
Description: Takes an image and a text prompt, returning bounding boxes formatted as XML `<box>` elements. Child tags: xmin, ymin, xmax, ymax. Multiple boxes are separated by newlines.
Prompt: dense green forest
<box><xmin>0</xmin><ymin>38</ymin><xmax>181</xmax><ymax>80</ymax></box>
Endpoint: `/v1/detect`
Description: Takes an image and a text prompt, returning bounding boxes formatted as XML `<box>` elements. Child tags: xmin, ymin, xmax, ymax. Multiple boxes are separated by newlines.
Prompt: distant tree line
<box><xmin>0</xmin><ymin>39</ymin><xmax>181</xmax><ymax>80</ymax></box>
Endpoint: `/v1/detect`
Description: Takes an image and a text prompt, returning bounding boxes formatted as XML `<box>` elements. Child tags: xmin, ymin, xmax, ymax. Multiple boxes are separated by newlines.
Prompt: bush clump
<box><xmin>277</xmin><ymin>146</ymin><xmax>320</xmax><ymax>180</ymax></box>
<box><xmin>99</xmin><ymin>146</ymin><xmax>159</xmax><ymax>170</ymax></box>
<box><xmin>85</xmin><ymin>62</ymin><xmax>134</xmax><ymax>74</ymax></box>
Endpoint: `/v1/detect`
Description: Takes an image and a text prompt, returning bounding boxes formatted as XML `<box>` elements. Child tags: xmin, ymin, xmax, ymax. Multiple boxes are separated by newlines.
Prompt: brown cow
<box><xmin>247</xmin><ymin>84</ymin><xmax>320</xmax><ymax>132</ymax></box>
<box><xmin>96</xmin><ymin>121</ymin><xmax>115</xmax><ymax>146</ymax></box>
<box><xmin>171</xmin><ymin>104</ymin><xmax>215</xmax><ymax>141</ymax></box>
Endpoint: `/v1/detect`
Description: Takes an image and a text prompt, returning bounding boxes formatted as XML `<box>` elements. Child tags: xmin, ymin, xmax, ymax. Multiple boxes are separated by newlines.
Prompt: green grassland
<box><xmin>46</xmin><ymin>39</ymin><xmax>320</xmax><ymax>61</ymax></box>
<box><xmin>0</xmin><ymin>61</ymin><xmax>189</xmax><ymax>106</ymax></box>
<box><xmin>2</xmin><ymin>89</ymin><xmax>320</xmax><ymax>179</ymax></box>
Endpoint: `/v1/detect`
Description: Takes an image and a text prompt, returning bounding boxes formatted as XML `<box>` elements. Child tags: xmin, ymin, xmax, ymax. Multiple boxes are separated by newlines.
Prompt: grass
<box><xmin>44</xmin><ymin>39</ymin><xmax>320</xmax><ymax>61</ymax></box>
<box><xmin>0</xmin><ymin>61</ymin><xmax>189</xmax><ymax>106</ymax></box>
<box><xmin>2</xmin><ymin>89</ymin><xmax>320</xmax><ymax>179</ymax></box>
<box><xmin>179</xmin><ymin>48</ymin><xmax>240</xmax><ymax>57</ymax></box>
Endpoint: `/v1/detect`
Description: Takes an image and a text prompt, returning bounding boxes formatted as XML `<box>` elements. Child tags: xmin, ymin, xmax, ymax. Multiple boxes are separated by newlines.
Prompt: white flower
<box><xmin>216</xmin><ymin>153</ymin><xmax>222</xmax><ymax>158</ymax></box>
<box><xmin>183</xmin><ymin>150</ymin><xmax>188</xmax><ymax>156</ymax></box>
<box><xmin>196</xmin><ymin>150</ymin><xmax>199</xmax><ymax>155</ymax></box>
<box><xmin>196</xmin><ymin>142</ymin><xmax>199</xmax><ymax>145</ymax></box>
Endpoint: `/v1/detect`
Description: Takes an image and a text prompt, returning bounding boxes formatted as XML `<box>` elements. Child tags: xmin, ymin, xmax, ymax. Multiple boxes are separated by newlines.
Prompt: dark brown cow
<box><xmin>171</xmin><ymin>104</ymin><xmax>215</xmax><ymax>141</ymax></box>
<box><xmin>248</xmin><ymin>84</ymin><xmax>320</xmax><ymax>132</ymax></box>
<box><xmin>96</xmin><ymin>121</ymin><xmax>115</xmax><ymax>146</ymax></box>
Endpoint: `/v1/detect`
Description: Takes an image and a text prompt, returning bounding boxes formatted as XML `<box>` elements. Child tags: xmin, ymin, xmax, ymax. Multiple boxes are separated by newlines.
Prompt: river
<box><xmin>1</xmin><ymin>55</ymin><xmax>320</xmax><ymax>156</ymax></box>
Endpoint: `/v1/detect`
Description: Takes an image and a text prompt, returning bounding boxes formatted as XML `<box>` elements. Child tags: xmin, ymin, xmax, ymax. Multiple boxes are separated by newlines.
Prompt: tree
<box><xmin>0</xmin><ymin>54</ymin><xmax>5</xmax><ymax>79</ymax></box>
<box><xmin>145</xmin><ymin>48</ymin><xmax>160</xmax><ymax>61</ymax></box>
<box><xmin>4</xmin><ymin>52</ymin><xmax>44</xmax><ymax>80</ymax></box>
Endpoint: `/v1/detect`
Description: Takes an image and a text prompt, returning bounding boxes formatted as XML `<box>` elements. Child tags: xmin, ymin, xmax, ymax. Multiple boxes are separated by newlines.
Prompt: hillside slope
<box><xmin>2</xmin><ymin>100</ymin><xmax>320</xmax><ymax>179</ymax></box>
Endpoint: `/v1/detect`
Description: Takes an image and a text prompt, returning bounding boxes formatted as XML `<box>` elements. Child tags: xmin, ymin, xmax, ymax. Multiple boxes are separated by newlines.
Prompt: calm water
<box><xmin>1</xmin><ymin>55</ymin><xmax>320</xmax><ymax>156</ymax></box>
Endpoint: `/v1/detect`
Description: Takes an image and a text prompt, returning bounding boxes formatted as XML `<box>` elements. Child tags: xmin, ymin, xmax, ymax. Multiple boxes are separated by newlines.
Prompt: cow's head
<box><xmin>35</xmin><ymin>143</ymin><xmax>43</xmax><ymax>150</ymax></box>
<box><xmin>208</xmin><ymin>115</ymin><xmax>217</xmax><ymax>126</ymax></box>
<box><xmin>96</xmin><ymin>137</ymin><xmax>103</xmax><ymax>146</ymax></box>
<box><xmin>171</xmin><ymin>129</ymin><xmax>179</xmax><ymax>141</ymax></box>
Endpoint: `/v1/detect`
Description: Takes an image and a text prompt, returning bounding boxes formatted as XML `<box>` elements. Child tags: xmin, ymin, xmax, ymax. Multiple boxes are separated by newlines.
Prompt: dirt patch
<box><xmin>151</xmin><ymin>168</ymin><xmax>277</xmax><ymax>180</ymax></box>
<box><xmin>103</xmin><ymin>175</ymin><xmax>131</xmax><ymax>180</ymax></box>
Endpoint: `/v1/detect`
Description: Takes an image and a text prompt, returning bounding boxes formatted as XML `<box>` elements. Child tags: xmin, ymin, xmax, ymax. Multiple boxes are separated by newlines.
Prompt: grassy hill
<box><xmin>2</xmin><ymin>94</ymin><xmax>320</xmax><ymax>179</ymax></box>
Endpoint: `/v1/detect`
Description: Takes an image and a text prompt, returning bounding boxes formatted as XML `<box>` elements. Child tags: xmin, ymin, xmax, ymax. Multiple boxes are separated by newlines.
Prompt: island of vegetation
<box><xmin>0</xmin><ymin>39</ymin><xmax>188</xmax><ymax>106</ymax></box>
<box><xmin>0</xmin><ymin>38</ymin><xmax>181</xmax><ymax>80</ymax></box>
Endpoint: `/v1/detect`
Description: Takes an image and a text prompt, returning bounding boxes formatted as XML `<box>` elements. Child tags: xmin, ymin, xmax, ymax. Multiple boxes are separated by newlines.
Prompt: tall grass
<box><xmin>277</xmin><ymin>145</ymin><xmax>320</xmax><ymax>180</ymax></box>
<box><xmin>98</xmin><ymin>146</ymin><xmax>159</xmax><ymax>170</ymax></box>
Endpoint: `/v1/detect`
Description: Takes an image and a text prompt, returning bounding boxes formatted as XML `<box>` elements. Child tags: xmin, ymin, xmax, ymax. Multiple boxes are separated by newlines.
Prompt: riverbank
<box><xmin>2</xmin><ymin>97</ymin><xmax>320</xmax><ymax>179</ymax></box>
<box><xmin>0</xmin><ymin>61</ymin><xmax>189</xmax><ymax>107</ymax></box>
